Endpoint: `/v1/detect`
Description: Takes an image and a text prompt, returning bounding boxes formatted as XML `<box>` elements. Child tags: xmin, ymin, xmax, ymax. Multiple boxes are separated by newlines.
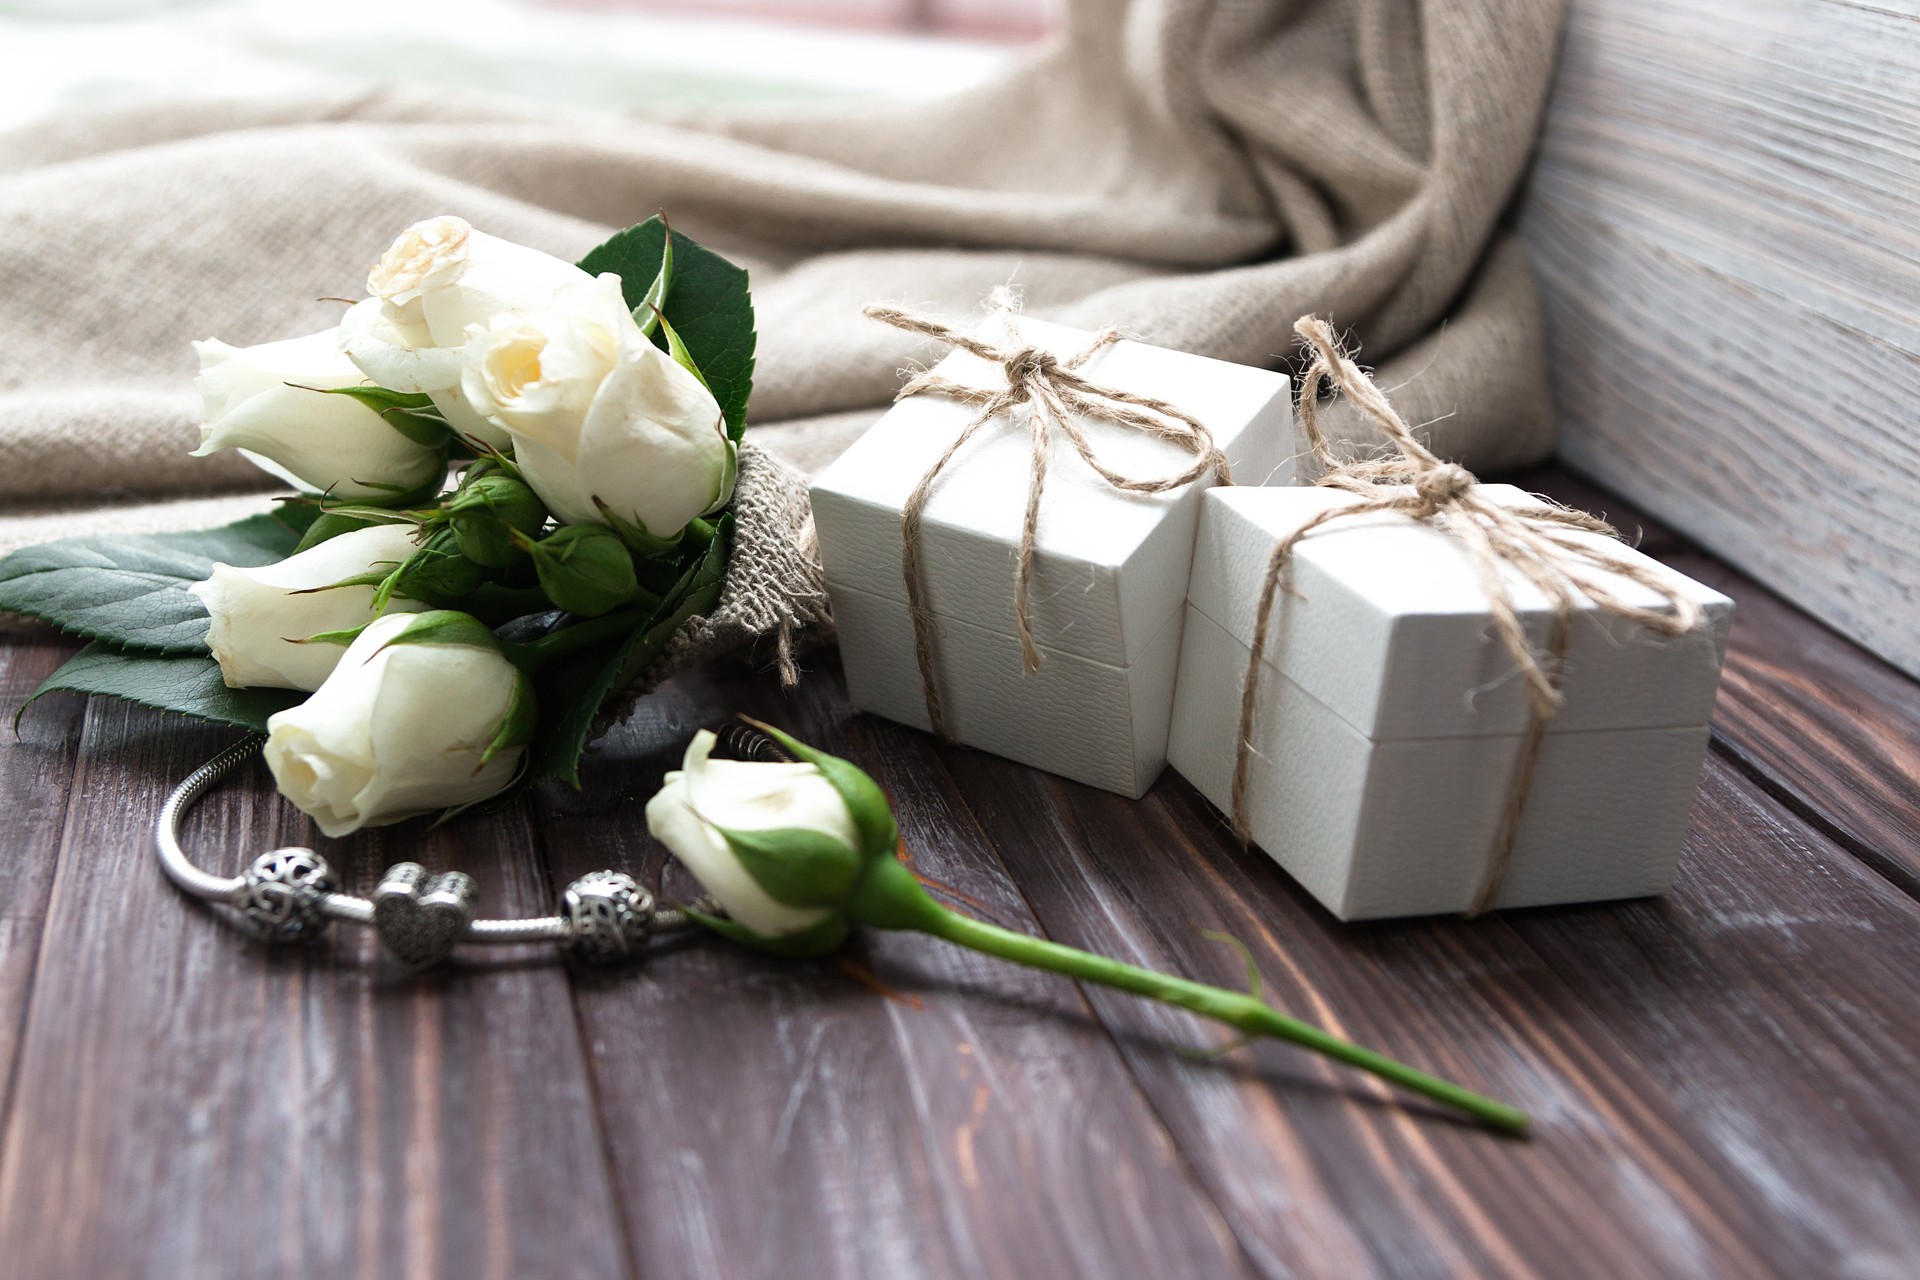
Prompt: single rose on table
<box><xmin>645</xmin><ymin>722</ymin><xmax>1532</xmax><ymax>1136</ymax></box>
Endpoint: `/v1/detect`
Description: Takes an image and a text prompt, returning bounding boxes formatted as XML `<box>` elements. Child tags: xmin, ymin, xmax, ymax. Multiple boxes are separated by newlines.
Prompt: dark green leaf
<box><xmin>577</xmin><ymin>217</ymin><xmax>755</xmax><ymax>441</ymax></box>
<box><xmin>22</xmin><ymin>642</ymin><xmax>301</xmax><ymax>731</ymax></box>
<box><xmin>0</xmin><ymin>509</ymin><xmax>312</xmax><ymax>654</ymax></box>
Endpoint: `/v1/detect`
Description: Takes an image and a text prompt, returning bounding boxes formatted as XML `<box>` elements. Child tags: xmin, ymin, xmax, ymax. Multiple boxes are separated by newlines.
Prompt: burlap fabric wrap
<box><xmin>0</xmin><ymin>0</ymin><xmax>1568</xmax><ymax>681</ymax></box>
<box><xmin>1234</xmin><ymin>317</ymin><xmax>1703</xmax><ymax>915</ymax></box>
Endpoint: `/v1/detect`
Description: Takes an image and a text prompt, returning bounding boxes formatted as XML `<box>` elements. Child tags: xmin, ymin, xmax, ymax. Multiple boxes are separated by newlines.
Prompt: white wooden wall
<box><xmin>1520</xmin><ymin>0</ymin><xmax>1920</xmax><ymax>676</ymax></box>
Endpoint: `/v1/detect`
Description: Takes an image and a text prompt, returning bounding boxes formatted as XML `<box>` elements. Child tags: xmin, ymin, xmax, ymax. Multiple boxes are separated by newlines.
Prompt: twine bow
<box><xmin>1233</xmin><ymin>317</ymin><xmax>1705</xmax><ymax>915</ymax></box>
<box><xmin>865</xmin><ymin>292</ymin><xmax>1232</xmax><ymax>740</ymax></box>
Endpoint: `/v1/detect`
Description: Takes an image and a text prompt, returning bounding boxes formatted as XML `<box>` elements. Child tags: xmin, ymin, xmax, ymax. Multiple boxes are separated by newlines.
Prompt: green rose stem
<box><xmin>846</xmin><ymin>856</ymin><xmax>1531</xmax><ymax>1135</ymax></box>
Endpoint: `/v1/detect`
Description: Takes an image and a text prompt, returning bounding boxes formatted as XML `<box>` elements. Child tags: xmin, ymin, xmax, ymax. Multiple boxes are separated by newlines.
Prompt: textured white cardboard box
<box><xmin>810</xmin><ymin>316</ymin><xmax>1292</xmax><ymax>797</ymax></box>
<box><xmin>1167</xmin><ymin>485</ymin><xmax>1735</xmax><ymax>918</ymax></box>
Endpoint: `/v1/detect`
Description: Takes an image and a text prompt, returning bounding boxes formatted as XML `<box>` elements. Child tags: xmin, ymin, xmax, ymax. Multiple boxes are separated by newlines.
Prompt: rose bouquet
<box><xmin>0</xmin><ymin>215</ymin><xmax>826</xmax><ymax>830</ymax></box>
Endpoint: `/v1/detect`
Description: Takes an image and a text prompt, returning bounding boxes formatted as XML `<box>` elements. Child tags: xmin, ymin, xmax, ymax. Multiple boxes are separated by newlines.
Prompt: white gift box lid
<box><xmin>810</xmin><ymin>316</ymin><xmax>1293</xmax><ymax>668</ymax></box>
<box><xmin>1188</xmin><ymin>485</ymin><xmax>1736</xmax><ymax>740</ymax></box>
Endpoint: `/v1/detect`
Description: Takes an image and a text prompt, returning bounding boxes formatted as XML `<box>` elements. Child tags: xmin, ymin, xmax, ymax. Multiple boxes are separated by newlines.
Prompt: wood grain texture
<box><xmin>3</xmin><ymin>477</ymin><xmax>1920</xmax><ymax>1275</ymax></box>
<box><xmin>0</xmin><ymin>698</ymin><xmax>631</xmax><ymax>1280</ymax></box>
<box><xmin>1518</xmin><ymin>0</ymin><xmax>1920</xmax><ymax>679</ymax></box>
<box><xmin>0</xmin><ymin>630</ymin><xmax>81</xmax><ymax>1111</ymax></box>
<box><xmin>535</xmin><ymin>668</ymin><xmax>1255</xmax><ymax>1280</ymax></box>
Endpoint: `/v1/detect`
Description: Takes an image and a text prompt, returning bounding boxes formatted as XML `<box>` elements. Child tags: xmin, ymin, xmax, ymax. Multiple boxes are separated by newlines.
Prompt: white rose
<box><xmin>338</xmin><ymin>299</ymin><xmax>508</xmax><ymax>453</ymax></box>
<box><xmin>191</xmin><ymin>328</ymin><xmax>445</xmax><ymax>500</ymax></box>
<box><xmin>645</xmin><ymin>729</ymin><xmax>860</xmax><ymax>939</ymax></box>
<box><xmin>264</xmin><ymin>611</ymin><xmax>530</xmax><ymax>838</ymax></box>
<box><xmin>369</xmin><ymin>215</ymin><xmax>591</xmax><ymax>346</ymax></box>
<box><xmin>346</xmin><ymin>216</ymin><xmax>602</xmax><ymax>451</ymax></box>
<box><xmin>189</xmin><ymin>523</ymin><xmax>429</xmax><ymax>691</ymax></box>
<box><xmin>462</xmin><ymin>282</ymin><xmax>736</xmax><ymax>538</ymax></box>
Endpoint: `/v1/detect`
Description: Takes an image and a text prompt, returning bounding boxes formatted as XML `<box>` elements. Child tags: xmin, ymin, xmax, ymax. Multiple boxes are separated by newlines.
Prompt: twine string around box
<box><xmin>1232</xmin><ymin>317</ymin><xmax>1706</xmax><ymax>915</ymax></box>
<box><xmin>865</xmin><ymin>291</ymin><xmax>1232</xmax><ymax>740</ymax></box>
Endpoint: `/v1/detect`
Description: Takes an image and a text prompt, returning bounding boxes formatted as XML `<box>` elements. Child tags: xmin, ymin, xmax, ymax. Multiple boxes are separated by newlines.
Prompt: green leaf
<box><xmin>578</xmin><ymin>217</ymin><xmax>755</xmax><ymax>441</ymax></box>
<box><xmin>0</xmin><ymin>508</ymin><xmax>312</xmax><ymax>654</ymax></box>
<box><xmin>531</xmin><ymin>514</ymin><xmax>731</xmax><ymax>786</ymax></box>
<box><xmin>715</xmin><ymin>825</ymin><xmax>862</xmax><ymax>908</ymax></box>
<box><xmin>22</xmin><ymin>642</ymin><xmax>301</xmax><ymax>731</ymax></box>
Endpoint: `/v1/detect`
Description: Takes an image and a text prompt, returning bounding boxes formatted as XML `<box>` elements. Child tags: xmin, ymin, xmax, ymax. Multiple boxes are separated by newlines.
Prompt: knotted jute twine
<box><xmin>864</xmin><ymin>293</ymin><xmax>1232</xmax><ymax>740</ymax></box>
<box><xmin>1233</xmin><ymin>317</ymin><xmax>1706</xmax><ymax>915</ymax></box>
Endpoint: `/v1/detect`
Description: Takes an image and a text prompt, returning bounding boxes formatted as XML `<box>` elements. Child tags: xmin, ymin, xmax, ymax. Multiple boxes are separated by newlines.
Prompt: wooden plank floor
<box><xmin>1</xmin><ymin>467</ymin><xmax>1916</xmax><ymax>1279</ymax></box>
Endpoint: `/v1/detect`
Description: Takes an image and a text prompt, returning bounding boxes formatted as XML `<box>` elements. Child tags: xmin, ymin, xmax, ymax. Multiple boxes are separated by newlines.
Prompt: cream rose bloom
<box><xmin>644</xmin><ymin>729</ymin><xmax>861</xmax><ymax>938</ymax></box>
<box><xmin>189</xmin><ymin>524</ymin><xmax>428</xmax><ymax>691</ymax></box>
<box><xmin>461</xmin><ymin>276</ymin><xmax>736</xmax><ymax>539</ymax></box>
<box><xmin>190</xmin><ymin>328</ymin><xmax>445</xmax><ymax>500</ymax></box>
<box><xmin>343</xmin><ymin>215</ymin><xmax>602</xmax><ymax>451</ymax></box>
<box><xmin>264</xmin><ymin>611</ymin><xmax>529</xmax><ymax>838</ymax></box>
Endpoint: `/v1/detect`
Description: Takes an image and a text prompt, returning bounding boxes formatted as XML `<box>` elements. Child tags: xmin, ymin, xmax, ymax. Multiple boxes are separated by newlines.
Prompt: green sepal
<box><xmin>684</xmin><ymin>903</ymin><xmax>848</xmax><ymax>959</ymax></box>
<box><xmin>378</xmin><ymin>609</ymin><xmax>502</xmax><ymax>654</ymax></box>
<box><xmin>633</xmin><ymin>220</ymin><xmax>673</xmax><ymax>337</ymax></box>
<box><xmin>319</xmin><ymin>385</ymin><xmax>451</xmax><ymax>449</ymax></box>
<box><xmin>483</xmin><ymin>669</ymin><xmax>537</xmax><ymax>765</ymax></box>
<box><xmin>293</xmin><ymin>509</ymin><xmax>378</xmax><ymax>554</ymax></box>
<box><xmin>321</xmin><ymin>386</ymin><xmax>435</xmax><ymax>413</ymax></box>
<box><xmin>592</xmin><ymin>497</ymin><xmax>680</xmax><ymax>552</ymax></box>
<box><xmin>294</xmin><ymin>622</ymin><xmax>371</xmax><ymax>648</ymax></box>
<box><xmin>714</xmin><ymin>824</ymin><xmax>864</xmax><ymax>909</ymax></box>
<box><xmin>741</xmin><ymin>719</ymin><xmax>900</xmax><ymax>861</ymax></box>
<box><xmin>651</xmin><ymin>308</ymin><xmax>712</xmax><ymax>392</ymax></box>
<box><xmin>372</xmin><ymin>527</ymin><xmax>486</xmax><ymax>611</ymax></box>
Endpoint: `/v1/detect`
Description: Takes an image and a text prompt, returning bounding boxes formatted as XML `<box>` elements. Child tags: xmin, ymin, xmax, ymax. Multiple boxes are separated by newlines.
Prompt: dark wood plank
<box><xmin>0</xmin><ymin>629</ymin><xmax>82</xmax><ymax>1110</ymax></box>
<box><xmin>0</xmin><ymin>698</ymin><xmax>633</xmax><ymax>1280</ymax></box>
<box><xmin>1519</xmin><ymin>0</ymin><xmax>1920</xmax><ymax>680</ymax></box>
<box><xmin>929</xmin><ymin>720</ymin><xmax>1920</xmax><ymax>1277</ymax></box>
<box><xmin>1522</xmin><ymin>467</ymin><xmax>1920</xmax><ymax>901</ymax></box>
<box><xmin>533</xmin><ymin>663</ymin><xmax>1258</xmax><ymax>1280</ymax></box>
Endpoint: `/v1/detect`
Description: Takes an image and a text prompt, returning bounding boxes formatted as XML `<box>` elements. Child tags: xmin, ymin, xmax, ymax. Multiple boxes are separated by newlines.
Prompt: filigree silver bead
<box><xmin>237</xmin><ymin>848</ymin><xmax>337</xmax><ymax>942</ymax></box>
<box><xmin>560</xmin><ymin>870</ymin><xmax>653</xmax><ymax>964</ymax></box>
<box><xmin>373</xmin><ymin>863</ymin><xmax>476</xmax><ymax>967</ymax></box>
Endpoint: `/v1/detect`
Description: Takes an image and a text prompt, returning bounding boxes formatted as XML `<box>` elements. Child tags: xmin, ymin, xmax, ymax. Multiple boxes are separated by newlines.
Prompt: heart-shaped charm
<box><xmin>373</xmin><ymin>863</ymin><xmax>476</xmax><ymax>967</ymax></box>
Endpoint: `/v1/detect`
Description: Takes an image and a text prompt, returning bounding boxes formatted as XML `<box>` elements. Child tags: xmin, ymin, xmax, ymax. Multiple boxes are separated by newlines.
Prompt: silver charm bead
<box><xmin>237</xmin><ymin>848</ymin><xmax>337</xmax><ymax>942</ymax></box>
<box><xmin>560</xmin><ymin>871</ymin><xmax>654</xmax><ymax>964</ymax></box>
<box><xmin>373</xmin><ymin>863</ymin><xmax>477</xmax><ymax>967</ymax></box>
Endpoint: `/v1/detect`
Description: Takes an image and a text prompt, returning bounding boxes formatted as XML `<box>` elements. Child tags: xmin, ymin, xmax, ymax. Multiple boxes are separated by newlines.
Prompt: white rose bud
<box><xmin>264</xmin><ymin>611</ymin><xmax>532</xmax><ymax>838</ymax></box>
<box><xmin>462</xmin><ymin>276</ymin><xmax>736</xmax><ymax>540</ymax></box>
<box><xmin>191</xmin><ymin>328</ymin><xmax>445</xmax><ymax>500</ymax></box>
<box><xmin>645</xmin><ymin>728</ymin><xmax>870</xmax><ymax>941</ymax></box>
<box><xmin>189</xmin><ymin>523</ymin><xmax>429</xmax><ymax>691</ymax></box>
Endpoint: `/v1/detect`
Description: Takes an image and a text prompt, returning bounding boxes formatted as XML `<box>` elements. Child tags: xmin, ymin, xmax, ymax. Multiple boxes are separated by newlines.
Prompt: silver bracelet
<box><xmin>154</xmin><ymin>733</ymin><xmax>710</xmax><ymax>967</ymax></box>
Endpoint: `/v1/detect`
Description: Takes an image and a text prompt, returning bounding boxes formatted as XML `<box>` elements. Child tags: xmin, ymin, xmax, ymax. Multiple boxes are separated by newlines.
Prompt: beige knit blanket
<box><xmin>0</xmin><ymin>0</ymin><xmax>1565</xmax><ymax>554</ymax></box>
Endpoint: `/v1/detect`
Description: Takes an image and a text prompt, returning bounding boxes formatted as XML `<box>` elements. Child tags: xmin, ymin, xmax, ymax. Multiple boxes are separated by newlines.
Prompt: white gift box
<box><xmin>810</xmin><ymin>316</ymin><xmax>1293</xmax><ymax>797</ymax></box>
<box><xmin>1167</xmin><ymin>484</ymin><xmax>1735</xmax><ymax>919</ymax></box>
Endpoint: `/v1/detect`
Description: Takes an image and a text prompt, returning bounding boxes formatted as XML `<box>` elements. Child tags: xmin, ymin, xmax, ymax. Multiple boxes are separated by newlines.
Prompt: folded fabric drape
<box><xmin>0</xmin><ymin>0</ymin><xmax>1566</xmax><ymax>551</ymax></box>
